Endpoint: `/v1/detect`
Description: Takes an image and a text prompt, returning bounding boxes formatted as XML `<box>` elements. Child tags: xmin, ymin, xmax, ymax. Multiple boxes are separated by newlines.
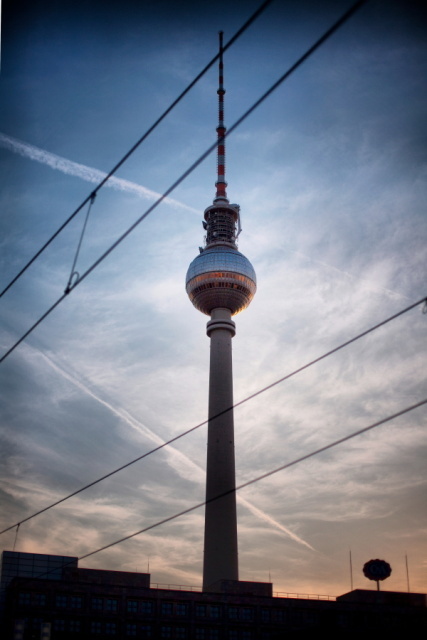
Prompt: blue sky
<box><xmin>0</xmin><ymin>0</ymin><xmax>426</xmax><ymax>595</ymax></box>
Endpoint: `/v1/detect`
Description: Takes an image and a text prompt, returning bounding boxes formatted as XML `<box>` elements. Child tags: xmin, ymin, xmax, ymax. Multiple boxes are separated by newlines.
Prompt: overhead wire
<box><xmin>79</xmin><ymin>397</ymin><xmax>427</xmax><ymax>562</ymax></box>
<box><xmin>0</xmin><ymin>0</ymin><xmax>274</xmax><ymax>300</ymax></box>
<box><xmin>1</xmin><ymin>293</ymin><xmax>424</xmax><ymax>537</ymax></box>
<box><xmin>0</xmin><ymin>0</ymin><xmax>368</xmax><ymax>364</ymax></box>
<box><xmin>65</xmin><ymin>192</ymin><xmax>96</xmax><ymax>294</ymax></box>
<box><xmin>13</xmin><ymin>396</ymin><xmax>427</xmax><ymax>583</ymax></box>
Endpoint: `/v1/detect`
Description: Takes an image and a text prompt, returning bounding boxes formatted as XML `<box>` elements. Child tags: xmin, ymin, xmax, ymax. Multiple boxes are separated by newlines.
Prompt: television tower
<box><xmin>186</xmin><ymin>32</ymin><xmax>257</xmax><ymax>592</ymax></box>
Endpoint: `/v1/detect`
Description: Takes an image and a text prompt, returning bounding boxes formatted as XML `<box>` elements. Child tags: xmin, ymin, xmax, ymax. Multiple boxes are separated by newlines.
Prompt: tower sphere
<box><xmin>186</xmin><ymin>244</ymin><xmax>256</xmax><ymax>316</ymax></box>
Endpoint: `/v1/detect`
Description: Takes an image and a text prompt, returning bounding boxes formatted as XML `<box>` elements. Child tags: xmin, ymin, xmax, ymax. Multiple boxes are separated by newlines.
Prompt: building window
<box><xmin>176</xmin><ymin>627</ymin><xmax>187</xmax><ymax>639</ymax></box>
<box><xmin>126</xmin><ymin>623</ymin><xmax>137</xmax><ymax>636</ymax></box>
<box><xmin>69</xmin><ymin>620</ymin><xmax>81</xmax><ymax>633</ymax></box>
<box><xmin>196</xmin><ymin>604</ymin><xmax>207</xmax><ymax>617</ymax></box>
<box><xmin>241</xmin><ymin>608</ymin><xmax>253</xmax><ymax>622</ymax></box>
<box><xmin>127</xmin><ymin>600</ymin><xmax>138</xmax><ymax>613</ymax></box>
<box><xmin>209</xmin><ymin>630</ymin><xmax>219</xmax><ymax>640</ymax></box>
<box><xmin>261</xmin><ymin>609</ymin><xmax>270</xmax><ymax>623</ymax></box>
<box><xmin>56</xmin><ymin>595</ymin><xmax>68</xmax><ymax>608</ymax></box>
<box><xmin>106</xmin><ymin>598</ymin><xmax>118</xmax><ymax>612</ymax></box>
<box><xmin>210</xmin><ymin>605</ymin><xmax>220</xmax><ymax>619</ymax></box>
<box><xmin>274</xmin><ymin>610</ymin><xmax>285</xmax><ymax>623</ymax></box>
<box><xmin>18</xmin><ymin>592</ymin><xmax>31</xmax><ymax>605</ymax></box>
<box><xmin>337</xmin><ymin>612</ymin><xmax>348</xmax><ymax>628</ymax></box>
<box><xmin>242</xmin><ymin>631</ymin><xmax>252</xmax><ymax>640</ymax></box>
<box><xmin>54</xmin><ymin>620</ymin><xmax>66</xmax><ymax>632</ymax></box>
<box><xmin>31</xmin><ymin>618</ymin><xmax>43</xmax><ymax>631</ymax></box>
<box><xmin>141</xmin><ymin>625</ymin><xmax>152</xmax><ymax>638</ymax></box>
<box><xmin>228</xmin><ymin>607</ymin><xmax>238</xmax><ymax>620</ymax></box>
<box><xmin>141</xmin><ymin>601</ymin><xmax>153</xmax><ymax>615</ymax></box>
<box><xmin>106</xmin><ymin>622</ymin><xmax>117</xmax><ymax>635</ymax></box>
<box><xmin>304</xmin><ymin>610</ymin><xmax>319</xmax><ymax>626</ymax></box>
<box><xmin>228</xmin><ymin>631</ymin><xmax>238</xmax><ymax>640</ymax></box>
<box><xmin>161</xmin><ymin>602</ymin><xmax>173</xmax><ymax>616</ymax></box>
<box><xmin>160</xmin><ymin>626</ymin><xmax>172</xmax><ymax>638</ymax></box>
<box><xmin>92</xmin><ymin>598</ymin><xmax>103</xmax><ymax>611</ymax></box>
<box><xmin>34</xmin><ymin>593</ymin><xmax>46</xmax><ymax>606</ymax></box>
<box><xmin>71</xmin><ymin>596</ymin><xmax>82</xmax><ymax>609</ymax></box>
<box><xmin>91</xmin><ymin>621</ymin><xmax>102</xmax><ymax>634</ymax></box>
<box><xmin>291</xmin><ymin>610</ymin><xmax>304</xmax><ymax>625</ymax></box>
<box><xmin>195</xmin><ymin>629</ymin><xmax>206</xmax><ymax>640</ymax></box>
<box><xmin>176</xmin><ymin>603</ymin><xmax>188</xmax><ymax>616</ymax></box>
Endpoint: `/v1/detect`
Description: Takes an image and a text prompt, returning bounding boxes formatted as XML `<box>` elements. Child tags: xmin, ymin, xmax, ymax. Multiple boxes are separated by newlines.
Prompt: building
<box><xmin>2</xmin><ymin>550</ymin><xmax>426</xmax><ymax>639</ymax></box>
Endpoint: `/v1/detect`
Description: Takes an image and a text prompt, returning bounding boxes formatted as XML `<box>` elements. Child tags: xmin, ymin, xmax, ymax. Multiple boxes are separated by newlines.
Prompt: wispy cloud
<box><xmin>30</xmin><ymin>346</ymin><xmax>315</xmax><ymax>551</ymax></box>
<box><xmin>0</xmin><ymin>132</ymin><xmax>199</xmax><ymax>214</ymax></box>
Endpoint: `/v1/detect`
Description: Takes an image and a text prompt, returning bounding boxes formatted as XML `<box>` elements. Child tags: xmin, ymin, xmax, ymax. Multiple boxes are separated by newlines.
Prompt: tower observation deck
<box><xmin>185</xmin><ymin>32</ymin><xmax>256</xmax><ymax>592</ymax></box>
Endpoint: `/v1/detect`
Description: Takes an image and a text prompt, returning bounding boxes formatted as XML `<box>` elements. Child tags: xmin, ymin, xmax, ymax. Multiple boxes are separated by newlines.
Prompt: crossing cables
<box><xmin>0</xmin><ymin>0</ymin><xmax>368</xmax><ymax>363</ymax></box>
<box><xmin>0</xmin><ymin>0</ymin><xmax>274</xmax><ymax>300</ymax></box>
<box><xmin>8</xmin><ymin>395</ymin><xmax>427</xmax><ymax>582</ymax></box>
<box><xmin>1</xmin><ymin>293</ymin><xmax>424</xmax><ymax>537</ymax></box>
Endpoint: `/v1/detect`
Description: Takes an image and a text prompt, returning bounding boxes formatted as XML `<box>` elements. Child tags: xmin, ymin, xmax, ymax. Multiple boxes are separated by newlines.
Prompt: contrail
<box><xmin>30</xmin><ymin>346</ymin><xmax>315</xmax><ymax>551</ymax></box>
<box><xmin>0</xmin><ymin>132</ymin><xmax>199</xmax><ymax>214</ymax></box>
<box><xmin>237</xmin><ymin>495</ymin><xmax>314</xmax><ymax>550</ymax></box>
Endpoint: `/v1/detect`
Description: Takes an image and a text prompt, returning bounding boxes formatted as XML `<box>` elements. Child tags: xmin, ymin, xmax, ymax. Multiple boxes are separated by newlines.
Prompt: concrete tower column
<box><xmin>203</xmin><ymin>307</ymin><xmax>238</xmax><ymax>591</ymax></box>
<box><xmin>185</xmin><ymin>32</ymin><xmax>256</xmax><ymax>594</ymax></box>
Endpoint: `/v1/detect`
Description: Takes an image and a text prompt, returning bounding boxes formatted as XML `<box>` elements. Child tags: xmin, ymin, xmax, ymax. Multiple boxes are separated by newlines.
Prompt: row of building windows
<box><xmin>19</xmin><ymin>619</ymin><xmax>257</xmax><ymax>639</ymax></box>
<box><xmin>189</xmin><ymin>284</ymin><xmax>250</xmax><ymax>300</ymax></box>
<box><xmin>90</xmin><ymin>621</ymin><xmax>118</xmax><ymax>635</ymax></box>
<box><xmin>190</xmin><ymin>272</ymin><xmax>252</xmax><ymax>285</ymax></box>
<box><xmin>17</xmin><ymin>592</ymin><xmax>304</xmax><ymax>625</ymax></box>
<box><xmin>18</xmin><ymin>592</ymin><xmax>46</xmax><ymax>606</ymax></box>
<box><xmin>127</xmin><ymin>602</ymin><xmax>253</xmax><ymax>620</ymax></box>
<box><xmin>126</xmin><ymin>600</ymin><xmax>153</xmax><ymax>614</ymax></box>
<box><xmin>126</xmin><ymin>625</ymin><xmax>218</xmax><ymax>639</ymax></box>
<box><xmin>19</xmin><ymin>592</ymin><xmax>84</xmax><ymax>609</ymax></box>
<box><xmin>91</xmin><ymin>597</ymin><xmax>118</xmax><ymax>612</ymax></box>
<box><xmin>18</xmin><ymin>592</ymin><xmax>261</xmax><ymax>621</ymax></box>
<box><xmin>16</xmin><ymin>595</ymin><xmax>320</xmax><ymax>633</ymax></box>
<box><xmin>17</xmin><ymin>592</ymin><xmax>320</xmax><ymax>623</ymax></box>
<box><xmin>54</xmin><ymin>619</ymin><xmax>82</xmax><ymax>632</ymax></box>
<box><xmin>17</xmin><ymin>610</ymin><xmax>408</xmax><ymax>638</ymax></box>
<box><xmin>19</xmin><ymin>592</ymin><xmax>118</xmax><ymax>611</ymax></box>
<box><xmin>193</xmin><ymin>281</ymin><xmax>250</xmax><ymax>291</ymax></box>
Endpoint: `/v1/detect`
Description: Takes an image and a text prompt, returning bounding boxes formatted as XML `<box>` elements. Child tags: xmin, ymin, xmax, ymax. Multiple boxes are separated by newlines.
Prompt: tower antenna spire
<box><xmin>215</xmin><ymin>31</ymin><xmax>228</xmax><ymax>203</ymax></box>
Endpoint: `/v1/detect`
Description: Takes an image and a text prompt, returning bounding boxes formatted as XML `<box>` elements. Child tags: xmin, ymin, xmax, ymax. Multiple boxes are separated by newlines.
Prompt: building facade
<box><xmin>2</xmin><ymin>551</ymin><xmax>426</xmax><ymax>639</ymax></box>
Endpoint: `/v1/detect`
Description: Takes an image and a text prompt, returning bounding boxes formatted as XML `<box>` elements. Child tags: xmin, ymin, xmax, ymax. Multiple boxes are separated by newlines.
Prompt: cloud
<box><xmin>0</xmin><ymin>132</ymin><xmax>199</xmax><ymax>215</ymax></box>
<box><xmin>3</xmin><ymin>343</ymin><xmax>316</xmax><ymax>553</ymax></box>
<box><xmin>1</xmin><ymin>0</ymin><xmax>426</xmax><ymax>596</ymax></box>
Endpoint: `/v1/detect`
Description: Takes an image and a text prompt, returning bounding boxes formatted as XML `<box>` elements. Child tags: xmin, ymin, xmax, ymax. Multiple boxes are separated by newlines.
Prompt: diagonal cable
<box><xmin>0</xmin><ymin>0</ymin><xmax>368</xmax><ymax>364</ymax></box>
<box><xmin>13</xmin><ymin>396</ymin><xmax>427</xmax><ymax>582</ymax></box>
<box><xmin>79</xmin><ymin>397</ymin><xmax>427</xmax><ymax>562</ymax></box>
<box><xmin>65</xmin><ymin>192</ymin><xmax>96</xmax><ymax>294</ymax></box>
<box><xmin>1</xmin><ymin>293</ymin><xmax>423</xmax><ymax>537</ymax></box>
<box><xmin>0</xmin><ymin>0</ymin><xmax>274</xmax><ymax>299</ymax></box>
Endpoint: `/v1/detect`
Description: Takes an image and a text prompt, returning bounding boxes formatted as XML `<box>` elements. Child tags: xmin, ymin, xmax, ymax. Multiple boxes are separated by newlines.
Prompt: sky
<box><xmin>0</xmin><ymin>0</ymin><xmax>426</xmax><ymax>597</ymax></box>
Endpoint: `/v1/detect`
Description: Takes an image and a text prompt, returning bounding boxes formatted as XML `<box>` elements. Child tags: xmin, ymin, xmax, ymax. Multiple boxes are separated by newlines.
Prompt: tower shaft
<box><xmin>186</xmin><ymin>32</ymin><xmax>256</xmax><ymax>593</ymax></box>
<box><xmin>203</xmin><ymin>308</ymin><xmax>238</xmax><ymax>591</ymax></box>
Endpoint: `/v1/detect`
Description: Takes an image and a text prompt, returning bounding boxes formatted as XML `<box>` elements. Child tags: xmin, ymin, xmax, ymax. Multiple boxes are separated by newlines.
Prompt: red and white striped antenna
<box><xmin>202</xmin><ymin>31</ymin><xmax>241</xmax><ymax>247</ymax></box>
<box><xmin>215</xmin><ymin>31</ymin><xmax>228</xmax><ymax>203</ymax></box>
